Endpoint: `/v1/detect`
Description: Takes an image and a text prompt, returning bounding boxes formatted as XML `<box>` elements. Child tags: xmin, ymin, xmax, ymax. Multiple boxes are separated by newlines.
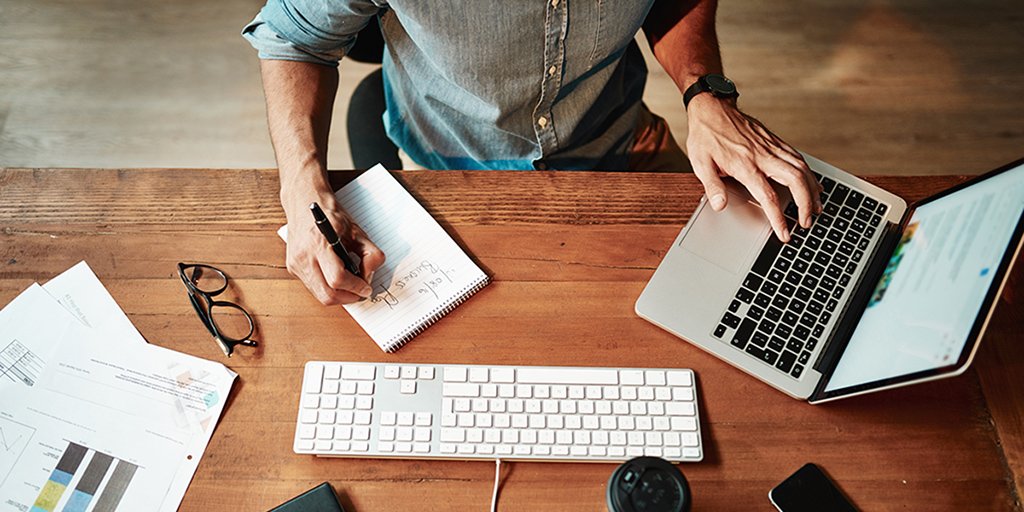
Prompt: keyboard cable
<box><xmin>490</xmin><ymin>458</ymin><xmax>502</xmax><ymax>512</ymax></box>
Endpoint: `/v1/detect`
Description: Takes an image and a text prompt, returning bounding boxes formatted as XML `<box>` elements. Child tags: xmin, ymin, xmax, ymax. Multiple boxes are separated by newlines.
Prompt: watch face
<box><xmin>704</xmin><ymin>74</ymin><xmax>736</xmax><ymax>95</ymax></box>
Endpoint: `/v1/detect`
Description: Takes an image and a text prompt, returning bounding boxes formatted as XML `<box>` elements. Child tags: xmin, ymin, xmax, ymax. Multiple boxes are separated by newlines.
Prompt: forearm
<box><xmin>259</xmin><ymin>59</ymin><xmax>340</xmax><ymax>214</ymax></box>
<box><xmin>643</xmin><ymin>0</ymin><xmax>722</xmax><ymax>93</ymax></box>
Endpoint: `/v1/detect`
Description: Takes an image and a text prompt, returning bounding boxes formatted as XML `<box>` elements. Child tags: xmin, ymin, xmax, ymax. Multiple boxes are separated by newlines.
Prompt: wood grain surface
<box><xmin>0</xmin><ymin>169</ymin><xmax>1020</xmax><ymax>511</ymax></box>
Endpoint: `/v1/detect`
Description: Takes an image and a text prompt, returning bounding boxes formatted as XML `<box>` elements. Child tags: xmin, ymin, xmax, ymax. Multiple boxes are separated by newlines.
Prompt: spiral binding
<box><xmin>383</xmin><ymin>276</ymin><xmax>492</xmax><ymax>352</ymax></box>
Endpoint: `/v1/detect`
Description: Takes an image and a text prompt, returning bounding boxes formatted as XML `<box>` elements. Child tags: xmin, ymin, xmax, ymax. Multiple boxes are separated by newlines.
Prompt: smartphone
<box><xmin>769</xmin><ymin>463</ymin><xmax>857</xmax><ymax>512</ymax></box>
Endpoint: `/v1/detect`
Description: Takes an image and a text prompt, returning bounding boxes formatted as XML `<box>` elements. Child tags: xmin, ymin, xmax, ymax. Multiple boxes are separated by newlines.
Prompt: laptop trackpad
<box><xmin>682</xmin><ymin>191</ymin><xmax>771</xmax><ymax>275</ymax></box>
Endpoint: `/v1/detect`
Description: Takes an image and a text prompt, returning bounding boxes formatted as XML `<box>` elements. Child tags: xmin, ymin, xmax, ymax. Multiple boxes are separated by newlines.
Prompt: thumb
<box><xmin>692</xmin><ymin>157</ymin><xmax>728</xmax><ymax>211</ymax></box>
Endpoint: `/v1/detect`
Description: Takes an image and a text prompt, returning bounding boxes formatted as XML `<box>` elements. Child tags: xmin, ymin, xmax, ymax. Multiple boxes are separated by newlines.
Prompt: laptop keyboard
<box><xmin>712</xmin><ymin>173</ymin><xmax>889</xmax><ymax>379</ymax></box>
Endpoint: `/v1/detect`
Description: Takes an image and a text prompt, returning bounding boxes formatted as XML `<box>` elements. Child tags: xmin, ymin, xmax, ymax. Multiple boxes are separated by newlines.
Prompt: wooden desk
<box><xmin>1</xmin><ymin>169</ymin><xmax>1021</xmax><ymax>511</ymax></box>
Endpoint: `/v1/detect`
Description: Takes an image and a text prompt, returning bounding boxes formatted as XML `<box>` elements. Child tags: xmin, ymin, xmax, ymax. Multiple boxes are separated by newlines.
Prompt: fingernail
<box><xmin>782</xmin><ymin>227</ymin><xmax>791</xmax><ymax>241</ymax></box>
<box><xmin>366</xmin><ymin>271</ymin><xmax>375</xmax><ymax>284</ymax></box>
<box><xmin>710</xmin><ymin>194</ymin><xmax>726</xmax><ymax>210</ymax></box>
<box><xmin>359</xmin><ymin>284</ymin><xmax>372</xmax><ymax>297</ymax></box>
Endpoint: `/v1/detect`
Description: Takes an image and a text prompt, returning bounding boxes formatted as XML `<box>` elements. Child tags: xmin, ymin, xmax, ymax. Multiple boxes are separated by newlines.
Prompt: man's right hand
<box><xmin>282</xmin><ymin>185</ymin><xmax>386</xmax><ymax>305</ymax></box>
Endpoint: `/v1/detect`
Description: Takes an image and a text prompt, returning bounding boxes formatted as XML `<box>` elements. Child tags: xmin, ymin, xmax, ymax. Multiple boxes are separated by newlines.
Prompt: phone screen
<box><xmin>770</xmin><ymin>463</ymin><xmax>857</xmax><ymax>512</ymax></box>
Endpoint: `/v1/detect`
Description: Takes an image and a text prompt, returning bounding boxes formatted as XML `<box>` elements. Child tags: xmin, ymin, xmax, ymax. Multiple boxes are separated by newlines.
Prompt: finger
<box><xmin>734</xmin><ymin>167</ymin><xmax>790</xmax><ymax>242</ymax></box>
<box><xmin>287</xmin><ymin>249</ymin><xmax>348</xmax><ymax>305</ymax></box>
<box><xmin>351</xmin><ymin>228</ymin><xmax>387</xmax><ymax>278</ymax></box>
<box><xmin>773</xmin><ymin>147</ymin><xmax>822</xmax><ymax>213</ymax></box>
<box><xmin>762</xmin><ymin>156</ymin><xmax>815</xmax><ymax>229</ymax></box>
<box><xmin>318</xmin><ymin>246</ymin><xmax>373</xmax><ymax>298</ymax></box>
<box><xmin>691</xmin><ymin>156</ymin><xmax>729</xmax><ymax>211</ymax></box>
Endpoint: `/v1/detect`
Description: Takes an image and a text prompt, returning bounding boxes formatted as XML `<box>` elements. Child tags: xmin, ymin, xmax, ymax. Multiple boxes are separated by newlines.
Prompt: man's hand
<box><xmin>282</xmin><ymin>184</ymin><xmax>386</xmax><ymax>305</ymax></box>
<box><xmin>685</xmin><ymin>94</ymin><xmax>822</xmax><ymax>242</ymax></box>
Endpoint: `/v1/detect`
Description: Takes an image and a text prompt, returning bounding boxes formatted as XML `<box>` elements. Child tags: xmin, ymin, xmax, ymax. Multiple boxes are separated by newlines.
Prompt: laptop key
<box><xmin>786</xmin><ymin>338</ymin><xmax>804</xmax><ymax>353</ymax></box>
<box><xmin>806</xmin><ymin>236</ymin><xmax>822</xmax><ymax>250</ymax></box>
<box><xmin>843</xmin><ymin>231</ymin><xmax>860</xmax><ymax>244</ymax></box>
<box><xmin>781</xmin><ymin>246</ymin><xmax>798</xmax><ymax>260</ymax></box>
<box><xmin>776</xmin><ymin>350</ymin><xmax>797</xmax><ymax>373</ymax></box>
<box><xmin>786</xmin><ymin>272</ymin><xmax>802</xmax><ymax>286</ymax></box>
<box><xmin>845</xmin><ymin>262</ymin><xmax>857</xmax><ymax>275</ymax></box>
<box><xmin>807</xmin><ymin>300</ymin><xmax>824</xmax><ymax>315</ymax></box>
<box><xmin>790</xmin><ymin>299</ymin><xmax>806</xmax><ymax>314</ymax></box>
<box><xmin>857</xmin><ymin>238</ymin><xmax>870</xmax><ymax>250</ymax></box>
<box><xmin>768</xmin><ymin>269</ymin><xmax>785</xmax><ymax>284</ymax></box>
<box><xmin>728</xmin><ymin>300</ymin><xmax>741</xmax><ymax>313</ymax></box>
<box><xmin>779</xmin><ymin>283</ymin><xmax>795</xmax><ymax>297</ymax></box>
<box><xmin>833</xmin><ymin>253</ymin><xmax>849</xmax><ymax>267</ymax></box>
<box><xmin>722</xmin><ymin>312</ymin><xmax>741</xmax><ymax>329</ymax></box>
<box><xmin>822</xmin><ymin>240</ymin><xmax>838</xmax><ymax>254</ymax></box>
<box><xmin>826</xmin><ymin>299</ymin><xmax>838</xmax><ymax>312</ymax></box>
<box><xmin>811</xmin><ymin>225</ymin><xmax>828</xmax><ymax>239</ymax></box>
<box><xmin>714</xmin><ymin>324</ymin><xmax>727</xmax><ymax>338</ymax></box>
<box><xmin>820</xmin><ymin>312</ymin><xmax>832</xmax><ymax>325</ymax></box>
<box><xmin>794</xmin><ymin>326</ymin><xmax>810</xmax><ymax>341</ymax></box>
<box><xmin>826</xmin><ymin>229</ymin><xmax>843</xmax><ymax>243</ymax></box>
<box><xmin>820</xmin><ymin>276</ymin><xmax>837</xmax><ymax>290</ymax></box>
<box><xmin>781</xmin><ymin>309</ymin><xmax>799</xmax><ymax>325</ymax></box>
<box><xmin>821</xmin><ymin>177</ymin><xmax>836</xmax><ymax>192</ymax></box>
<box><xmin>798</xmin><ymin>351</ymin><xmax>810</xmax><ymax>364</ymax></box>
<box><xmin>826</xmin><ymin>265</ymin><xmax>843</xmax><ymax>279</ymax></box>
<box><xmin>809</xmin><ymin>263</ymin><xmax>825</xmax><ymax>277</ymax></box>
<box><xmin>865</xmin><ymin>226</ymin><xmax>876</xmax><ymax>239</ymax></box>
<box><xmin>813</xmin><ymin>289</ymin><xmax>829</xmax><ymax>303</ymax></box>
<box><xmin>817</xmin><ymin>215</ymin><xmax>833</xmax><ymax>228</ymax></box>
<box><xmin>845</xmin><ymin>190</ymin><xmax>863</xmax><ymax>209</ymax></box>
<box><xmin>839</xmin><ymin>206</ymin><xmax>855</xmax><ymax>220</ymax></box>
<box><xmin>869</xmin><ymin>213</ymin><xmax>881</xmax><ymax>227</ymax></box>
<box><xmin>743</xmin><ymin>273</ymin><xmax>763</xmax><ymax>292</ymax></box>
<box><xmin>832</xmin><ymin>286</ymin><xmax>845</xmax><ymax>299</ymax></box>
<box><xmin>852</xmin><ymin>249</ymin><xmax>864</xmax><ymax>263</ymax></box>
<box><xmin>755</xmin><ymin>293</ymin><xmax>772</xmax><ymax>308</ymax></box>
<box><xmin>832</xmin><ymin>184</ymin><xmax>850</xmax><ymax>204</ymax></box>
<box><xmin>839</xmin><ymin>241</ymin><xmax>854</xmax><ymax>255</ymax></box>
<box><xmin>772</xmin><ymin>295</ymin><xmax>788</xmax><ymax>310</ymax></box>
<box><xmin>824</xmin><ymin>203</ymin><xmax>839</xmax><ymax>216</ymax></box>
<box><xmin>793</xmin><ymin>258</ymin><xmax>809</xmax><ymax>273</ymax></box>
<box><xmin>796</xmin><ymin>287</ymin><xmax>812</xmax><ymax>301</ymax></box>
<box><xmin>814</xmin><ymin>252</ymin><xmax>830</xmax><ymax>266</ymax></box>
<box><xmin>799</xmin><ymin>314</ymin><xmax>816</xmax><ymax>328</ymax></box>
<box><xmin>776</xmin><ymin>258</ymin><xmax>791</xmax><ymax>272</ymax></box>
<box><xmin>776</xmin><ymin>324</ymin><xmax>793</xmax><ymax>339</ymax></box>
<box><xmin>877</xmin><ymin>202</ymin><xmax>888</xmax><ymax>215</ymax></box>
<box><xmin>736</xmin><ymin>287</ymin><xmax>755</xmax><ymax>304</ymax></box>
<box><xmin>806</xmin><ymin>338</ymin><xmax>818</xmax><ymax>351</ymax></box>
<box><xmin>762</xmin><ymin>281</ymin><xmax>779</xmax><ymax>295</ymax></box>
<box><xmin>812</xmin><ymin>324</ymin><xmax>825</xmax><ymax>337</ymax></box>
<box><xmin>751</xmin><ymin>332</ymin><xmax>769</xmax><ymax>348</ymax></box>
<box><xmin>834</xmin><ymin>218</ymin><xmax>850</xmax><ymax>231</ymax></box>
<box><xmin>757</xmin><ymin>320</ymin><xmax>776</xmax><ymax>335</ymax></box>
<box><xmin>766</xmin><ymin>307</ymin><xmax>783</xmax><ymax>322</ymax></box>
<box><xmin>731</xmin><ymin>319</ymin><xmax>757</xmax><ymax>349</ymax></box>
<box><xmin>748</xmin><ymin>305</ymin><xmax>764</xmax><ymax>321</ymax></box>
<box><xmin>856</xmin><ymin>208</ymin><xmax>872</xmax><ymax>222</ymax></box>
<box><xmin>851</xmin><ymin>219</ymin><xmax>867</xmax><ymax>232</ymax></box>
<box><xmin>768</xmin><ymin>337</ymin><xmax>785</xmax><ymax>352</ymax></box>
<box><xmin>798</xmin><ymin>248</ymin><xmax>815</xmax><ymax>261</ymax></box>
<box><xmin>863</xmin><ymin>196</ymin><xmax>878</xmax><ymax>211</ymax></box>
<box><xmin>752</xmin><ymin>235</ymin><xmax>784</xmax><ymax>276</ymax></box>
<box><xmin>791</xmin><ymin>365</ymin><xmax>804</xmax><ymax>378</ymax></box>
<box><xmin>802</xmin><ymin>275</ymin><xmax>819</xmax><ymax>289</ymax></box>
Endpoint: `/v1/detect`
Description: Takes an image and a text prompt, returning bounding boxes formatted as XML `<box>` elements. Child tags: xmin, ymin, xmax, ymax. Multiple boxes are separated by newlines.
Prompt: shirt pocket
<box><xmin>587</xmin><ymin>0</ymin><xmax>653</xmax><ymax>70</ymax></box>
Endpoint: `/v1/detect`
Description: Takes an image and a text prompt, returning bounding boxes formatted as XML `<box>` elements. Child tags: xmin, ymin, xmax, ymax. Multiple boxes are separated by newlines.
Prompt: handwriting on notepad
<box><xmin>371</xmin><ymin>260</ymin><xmax>457</xmax><ymax>309</ymax></box>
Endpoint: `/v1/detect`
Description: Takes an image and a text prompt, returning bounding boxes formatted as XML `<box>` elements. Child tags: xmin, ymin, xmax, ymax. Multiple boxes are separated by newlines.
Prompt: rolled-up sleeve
<box><xmin>242</xmin><ymin>0</ymin><xmax>384</xmax><ymax>67</ymax></box>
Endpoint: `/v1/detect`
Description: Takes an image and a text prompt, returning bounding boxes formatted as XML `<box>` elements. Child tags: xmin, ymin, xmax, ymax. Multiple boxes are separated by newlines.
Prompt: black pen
<box><xmin>309</xmin><ymin>202</ymin><xmax>362</xmax><ymax>277</ymax></box>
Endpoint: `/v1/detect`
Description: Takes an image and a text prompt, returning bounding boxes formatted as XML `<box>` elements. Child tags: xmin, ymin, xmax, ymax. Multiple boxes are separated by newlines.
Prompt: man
<box><xmin>242</xmin><ymin>0</ymin><xmax>822</xmax><ymax>306</ymax></box>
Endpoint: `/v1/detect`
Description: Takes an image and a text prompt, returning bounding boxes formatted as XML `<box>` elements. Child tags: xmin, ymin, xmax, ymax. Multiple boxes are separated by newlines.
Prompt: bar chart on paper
<box><xmin>28</xmin><ymin>441</ymin><xmax>140</xmax><ymax>512</ymax></box>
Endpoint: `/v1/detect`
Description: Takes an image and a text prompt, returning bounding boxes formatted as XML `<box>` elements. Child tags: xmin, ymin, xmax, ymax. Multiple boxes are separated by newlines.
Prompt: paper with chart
<box><xmin>279</xmin><ymin>164</ymin><xmax>489</xmax><ymax>351</ymax></box>
<box><xmin>0</xmin><ymin>285</ymin><xmax>80</xmax><ymax>391</ymax></box>
<box><xmin>0</xmin><ymin>323</ymin><xmax>235</xmax><ymax>512</ymax></box>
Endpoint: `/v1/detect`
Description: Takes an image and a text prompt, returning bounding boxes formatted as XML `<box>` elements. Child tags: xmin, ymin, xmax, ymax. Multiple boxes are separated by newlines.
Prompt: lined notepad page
<box><xmin>280</xmin><ymin>165</ymin><xmax>489</xmax><ymax>352</ymax></box>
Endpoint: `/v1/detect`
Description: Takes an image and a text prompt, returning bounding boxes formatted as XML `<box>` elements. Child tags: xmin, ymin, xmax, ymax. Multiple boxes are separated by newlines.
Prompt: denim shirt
<box><xmin>243</xmin><ymin>0</ymin><xmax>655</xmax><ymax>170</ymax></box>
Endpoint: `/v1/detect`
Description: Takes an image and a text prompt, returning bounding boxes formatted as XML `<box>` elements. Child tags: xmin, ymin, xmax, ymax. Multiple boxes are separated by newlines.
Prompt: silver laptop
<box><xmin>636</xmin><ymin>155</ymin><xmax>1024</xmax><ymax>403</ymax></box>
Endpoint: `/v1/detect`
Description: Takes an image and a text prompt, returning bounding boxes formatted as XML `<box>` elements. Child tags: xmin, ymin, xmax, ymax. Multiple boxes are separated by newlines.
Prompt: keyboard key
<box><xmin>768</xmin><ymin>337</ymin><xmax>785</xmax><ymax>352</ymax></box>
<box><xmin>755</xmin><ymin>293</ymin><xmax>772</xmax><ymax>308</ymax></box>
<box><xmin>762</xmin><ymin>282</ymin><xmax>779</xmax><ymax>296</ymax></box>
<box><xmin>791</xmin><ymin>365</ymin><xmax>804</xmax><ymax>378</ymax></box>
<box><xmin>856</xmin><ymin>208</ymin><xmax>872</xmax><ymax>222</ymax></box>
<box><xmin>845</xmin><ymin>190</ymin><xmax>863</xmax><ymax>209</ymax></box>
<box><xmin>751</xmin><ymin>332</ymin><xmax>769</xmax><ymax>348</ymax></box>
<box><xmin>821</xmin><ymin>177</ymin><xmax>836</xmax><ymax>192</ymax></box>
<box><xmin>766</xmin><ymin>307</ymin><xmax>783</xmax><ymax>322</ymax></box>
<box><xmin>768</xmin><ymin>269</ymin><xmax>785</xmax><ymax>284</ymax></box>
<box><xmin>342</xmin><ymin>365</ymin><xmax>375</xmax><ymax>381</ymax></box>
<box><xmin>831</xmin><ymin>184</ymin><xmax>849</xmax><ymax>205</ymax></box>
<box><xmin>519</xmin><ymin>368</ymin><xmax>619</xmax><ymax>385</ymax></box>
<box><xmin>789</xmin><ymin>300</ymin><xmax>805</xmax><ymax>314</ymax></box>
<box><xmin>752</xmin><ymin>235</ymin><xmax>784</xmax><ymax>276</ymax></box>
<box><xmin>732</xmin><ymin>319</ymin><xmax>757</xmax><ymax>350</ymax></box>
<box><xmin>728</xmin><ymin>300</ymin><xmax>740</xmax><ymax>313</ymax></box>
<box><xmin>776</xmin><ymin>350</ymin><xmax>797</xmax><ymax>373</ymax></box>
<box><xmin>796</xmin><ymin>287</ymin><xmax>812</xmax><ymax>301</ymax></box>
<box><xmin>863</xmin><ymin>196</ymin><xmax>878</xmax><ymax>211</ymax></box>
<box><xmin>736</xmin><ymin>287</ymin><xmax>755</xmax><ymax>303</ymax></box>
<box><xmin>713</xmin><ymin>324</ymin><xmax>727</xmax><ymax>339</ymax></box>
<box><xmin>748</xmin><ymin>306</ymin><xmax>764</xmax><ymax>321</ymax></box>
<box><xmin>743</xmin><ymin>273</ymin><xmax>763</xmax><ymax>291</ymax></box>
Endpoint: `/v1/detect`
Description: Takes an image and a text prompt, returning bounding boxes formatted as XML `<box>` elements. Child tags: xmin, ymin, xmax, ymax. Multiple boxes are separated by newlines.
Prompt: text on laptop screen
<box><xmin>826</xmin><ymin>163</ymin><xmax>1024</xmax><ymax>392</ymax></box>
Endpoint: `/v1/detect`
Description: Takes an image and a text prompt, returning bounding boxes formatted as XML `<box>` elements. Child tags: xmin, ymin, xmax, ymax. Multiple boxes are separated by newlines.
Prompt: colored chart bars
<box><xmin>30</xmin><ymin>442</ymin><xmax>139</xmax><ymax>512</ymax></box>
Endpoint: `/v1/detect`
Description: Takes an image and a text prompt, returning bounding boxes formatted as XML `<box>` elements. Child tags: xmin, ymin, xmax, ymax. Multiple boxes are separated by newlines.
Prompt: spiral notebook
<box><xmin>278</xmin><ymin>164</ymin><xmax>489</xmax><ymax>352</ymax></box>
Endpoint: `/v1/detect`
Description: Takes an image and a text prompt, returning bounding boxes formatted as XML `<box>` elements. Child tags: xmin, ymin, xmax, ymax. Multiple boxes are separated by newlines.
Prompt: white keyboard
<box><xmin>294</xmin><ymin>362</ymin><xmax>704</xmax><ymax>463</ymax></box>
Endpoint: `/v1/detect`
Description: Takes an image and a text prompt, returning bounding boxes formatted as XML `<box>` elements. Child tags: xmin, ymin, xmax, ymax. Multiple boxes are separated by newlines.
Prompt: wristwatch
<box><xmin>683</xmin><ymin>74</ymin><xmax>739</xmax><ymax>109</ymax></box>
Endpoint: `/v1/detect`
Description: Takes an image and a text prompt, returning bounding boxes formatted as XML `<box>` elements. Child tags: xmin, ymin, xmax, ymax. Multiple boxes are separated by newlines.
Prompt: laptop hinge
<box><xmin>812</xmin><ymin>221</ymin><xmax>904</xmax><ymax>374</ymax></box>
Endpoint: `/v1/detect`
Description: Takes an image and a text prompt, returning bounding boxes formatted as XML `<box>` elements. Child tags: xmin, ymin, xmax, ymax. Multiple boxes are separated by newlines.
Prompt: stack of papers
<box><xmin>0</xmin><ymin>262</ymin><xmax>236</xmax><ymax>512</ymax></box>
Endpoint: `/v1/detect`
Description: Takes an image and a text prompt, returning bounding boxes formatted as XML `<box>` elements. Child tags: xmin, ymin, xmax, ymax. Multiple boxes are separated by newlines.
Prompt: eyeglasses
<box><xmin>177</xmin><ymin>263</ymin><xmax>258</xmax><ymax>357</ymax></box>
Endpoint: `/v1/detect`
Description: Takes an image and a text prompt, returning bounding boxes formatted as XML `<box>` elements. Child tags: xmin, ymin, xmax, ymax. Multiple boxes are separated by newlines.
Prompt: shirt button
<box><xmin>537</xmin><ymin>162</ymin><xmax>548</xmax><ymax>170</ymax></box>
<box><xmin>537</xmin><ymin>116</ymin><xmax>548</xmax><ymax>128</ymax></box>
<box><xmin>547</xmin><ymin>66</ymin><xmax>556</xmax><ymax>76</ymax></box>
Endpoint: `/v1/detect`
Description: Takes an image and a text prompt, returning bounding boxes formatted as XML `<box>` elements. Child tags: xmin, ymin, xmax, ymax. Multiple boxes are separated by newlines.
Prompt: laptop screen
<box><xmin>824</xmin><ymin>161</ymin><xmax>1024</xmax><ymax>393</ymax></box>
